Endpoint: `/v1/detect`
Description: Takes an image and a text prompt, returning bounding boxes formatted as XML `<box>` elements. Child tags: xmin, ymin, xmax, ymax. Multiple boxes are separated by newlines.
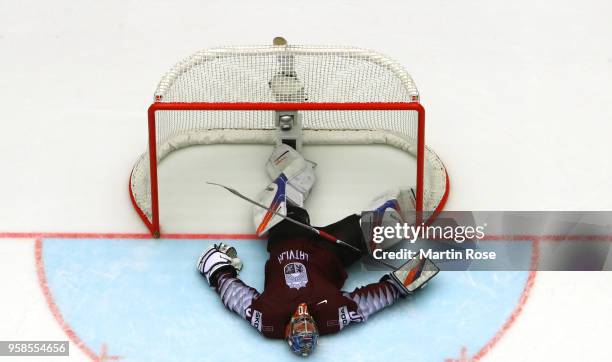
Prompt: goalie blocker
<box><xmin>383</xmin><ymin>257</ymin><xmax>440</xmax><ymax>296</ymax></box>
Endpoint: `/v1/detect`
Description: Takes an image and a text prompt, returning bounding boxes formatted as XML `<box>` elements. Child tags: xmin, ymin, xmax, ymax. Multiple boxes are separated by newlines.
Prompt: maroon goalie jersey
<box><xmin>214</xmin><ymin>237</ymin><xmax>401</xmax><ymax>339</ymax></box>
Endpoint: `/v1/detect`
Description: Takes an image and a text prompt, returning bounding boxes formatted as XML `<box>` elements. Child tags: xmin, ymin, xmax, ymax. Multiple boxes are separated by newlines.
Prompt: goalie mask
<box><xmin>285</xmin><ymin>303</ymin><xmax>319</xmax><ymax>357</ymax></box>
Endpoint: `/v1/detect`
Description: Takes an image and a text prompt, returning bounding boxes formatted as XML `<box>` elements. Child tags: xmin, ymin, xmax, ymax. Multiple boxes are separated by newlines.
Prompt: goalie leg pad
<box><xmin>366</xmin><ymin>188</ymin><xmax>417</xmax><ymax>221</ymax></box>
<box><xmin>253</xmin><ymin>174</ymin><xmax>289</xmax><ymax>236</ymax></box>
<box><xmin>265</xmin><ymin>144</ymin><xmax>315</xmax><ymax>206</ymax></box>
<box><xmin>361</xmin><ymin>188</ymin><xmax>418</xmax><ymax>253</ymax></box>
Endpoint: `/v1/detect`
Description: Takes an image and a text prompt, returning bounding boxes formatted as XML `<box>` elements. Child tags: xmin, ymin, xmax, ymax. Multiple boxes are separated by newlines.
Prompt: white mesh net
<box><xmin>154</xmin><ymin>45</ymin><xmax>419</xmax><ymax>103</ymax></box>
<box><xmin>129</xmin><ymin>44</ymin><xmax>448</xmax><ymax>233</ymax></box>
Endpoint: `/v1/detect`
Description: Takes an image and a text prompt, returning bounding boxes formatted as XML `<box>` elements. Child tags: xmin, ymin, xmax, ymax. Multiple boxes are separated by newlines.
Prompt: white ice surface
<box><xmin>1</xmin><ymin>0</ymin><xmax>612</xmax><ymax>361</ymax></box>
<box><xmin>157</xmin><ymin>144</ymin><xmax>418</xmax><ymax>233</ymax></box>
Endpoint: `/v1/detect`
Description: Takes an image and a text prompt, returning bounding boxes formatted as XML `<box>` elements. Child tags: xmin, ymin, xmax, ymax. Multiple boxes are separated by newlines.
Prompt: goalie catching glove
<box><xmin>382</xmin><ymin>257</ymin><xmax>440</xmax><ymax>297</ymax></box>
<box><xmin>196</xmin><ymin>243</ymin><xmax>243</xmax><ymax>287</ymax></box>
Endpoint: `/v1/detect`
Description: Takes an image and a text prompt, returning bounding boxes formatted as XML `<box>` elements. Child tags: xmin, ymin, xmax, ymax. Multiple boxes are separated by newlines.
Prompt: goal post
<box><xmin>129</xmin><ymin>43</ymin><xmax>448</xmax><ymax>237</ymax></box>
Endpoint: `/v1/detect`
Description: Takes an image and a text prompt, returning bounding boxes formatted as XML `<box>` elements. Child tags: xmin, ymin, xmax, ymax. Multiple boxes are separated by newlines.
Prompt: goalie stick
<box><xmin>206</xmin><ymin>181</ymin><xmax>435</xmax><ymax>274</ymax></box>
<box><xmin>206</xmin><ymin>182</ymin><xmax>361</xmax><ymax>253</ymax></box>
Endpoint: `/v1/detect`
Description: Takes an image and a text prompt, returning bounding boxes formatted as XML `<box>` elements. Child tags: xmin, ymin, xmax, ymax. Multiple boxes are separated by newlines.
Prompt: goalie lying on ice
<box><xmin>197</xmin><ymin>144</ymin><xmax>438</xmax><ymax>357</ymax></box>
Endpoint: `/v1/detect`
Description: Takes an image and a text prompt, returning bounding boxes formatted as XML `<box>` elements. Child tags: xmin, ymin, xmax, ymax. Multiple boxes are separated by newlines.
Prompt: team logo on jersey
<box><xmin>283</xmin><ymin>262</ymin><xmax>308</xmax><ymax>289</ymax></box>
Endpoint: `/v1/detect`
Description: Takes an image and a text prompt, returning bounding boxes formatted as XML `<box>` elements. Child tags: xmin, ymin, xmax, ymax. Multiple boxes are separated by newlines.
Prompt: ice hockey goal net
<box><xmin>129</xmin><ymin>44</ymin><xmax>449</xmax><ymax>237</ymax></box>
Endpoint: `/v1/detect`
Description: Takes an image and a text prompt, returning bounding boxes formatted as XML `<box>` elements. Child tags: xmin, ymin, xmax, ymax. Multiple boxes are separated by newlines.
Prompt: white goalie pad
<box><xmin>265</xmin><ymin>144</ymin><xmax>316</xmax><ymax>207</ymax></box>
<box><xmin>361</xmin><ymin>188</ymin><xmax>418</xmax><ymax>254</ymax></box>
<box><xmin>252</xmin><ymin>175</ymin><xmax>289</xmax><ymax>236</ymax></box>
<box><xmin>367</xmin><ymin>188</ymin><xmax>417</xmax><ymax>222</ymax></box>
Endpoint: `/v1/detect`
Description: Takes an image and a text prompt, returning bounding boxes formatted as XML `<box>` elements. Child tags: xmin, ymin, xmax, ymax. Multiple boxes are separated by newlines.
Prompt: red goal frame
<box><xmin>132</xmin><ymin>101</ymin><xmax>425</xmax><ymax>238</ymax></box>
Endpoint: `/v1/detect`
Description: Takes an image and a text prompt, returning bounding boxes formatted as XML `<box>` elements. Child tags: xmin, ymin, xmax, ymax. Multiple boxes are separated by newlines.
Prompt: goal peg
<box><xmin>273</xmin><ymin>37</ymin><xmax>287</xmax><ymax>46</ymax></box>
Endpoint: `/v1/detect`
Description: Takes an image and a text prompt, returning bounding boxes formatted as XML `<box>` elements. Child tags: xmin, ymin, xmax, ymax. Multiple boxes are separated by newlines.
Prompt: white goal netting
<box><xmin>129</xmin><ymin>44</ymin><xmax>448</xmax><ymax>235</ymax></box>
